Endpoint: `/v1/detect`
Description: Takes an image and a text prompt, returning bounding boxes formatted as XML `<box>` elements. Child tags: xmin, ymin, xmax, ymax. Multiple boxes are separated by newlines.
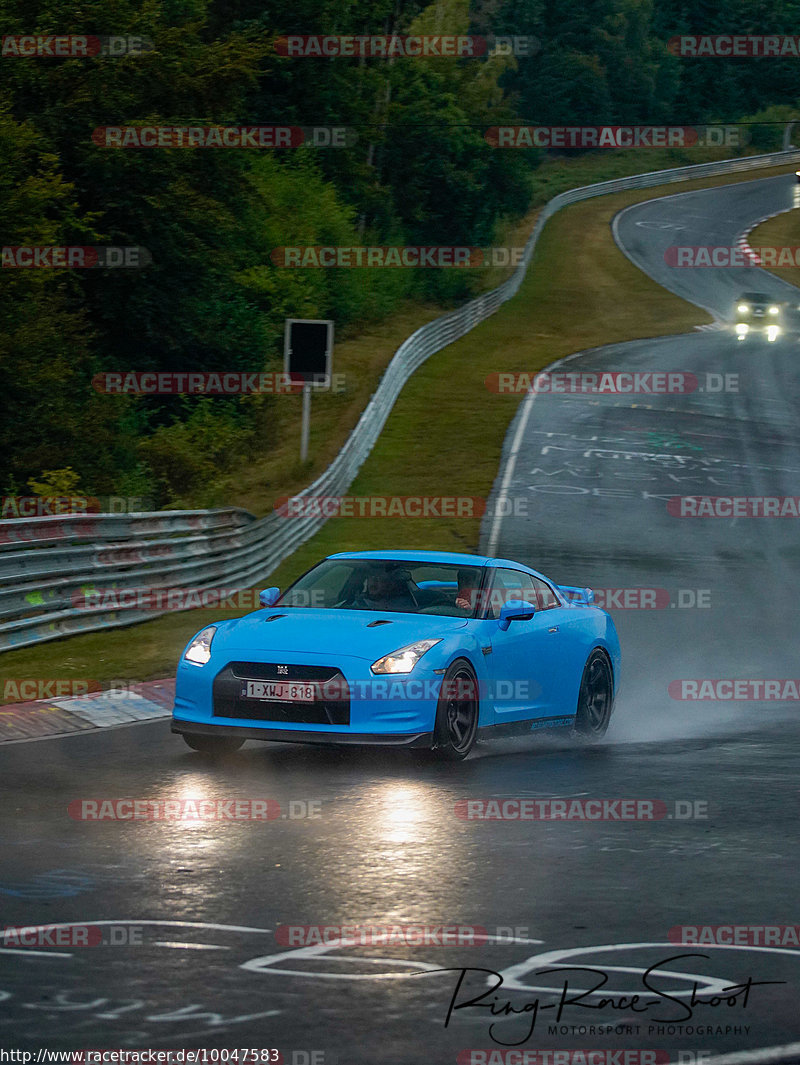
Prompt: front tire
<box><xmin>573</xmin><ymin>650</ymin><xmax>613</xmax><ymax>741</ymax></box>
<box><xmin>183</xmin><ymin>734</ymin><xmax>244</xmax><ymax>755</ymax></box>
<box><xmin>432</xmin><ymin>659</ymin><xmax>479</xmax><ymax>760</ymax></box>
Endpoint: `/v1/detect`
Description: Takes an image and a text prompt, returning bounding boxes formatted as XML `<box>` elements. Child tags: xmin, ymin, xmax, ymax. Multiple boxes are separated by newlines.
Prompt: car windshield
<box><xmin>277</xmin><ymin>559</ymin><xmax>485</xmax><ymax>617</ymax></box>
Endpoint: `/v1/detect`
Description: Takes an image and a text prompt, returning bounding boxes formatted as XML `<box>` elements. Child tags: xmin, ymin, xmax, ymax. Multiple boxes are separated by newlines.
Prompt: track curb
<box><xmin>0</xmin><ymin>678</ymin><xmax>173</xmax><ymax>743</ymax></box>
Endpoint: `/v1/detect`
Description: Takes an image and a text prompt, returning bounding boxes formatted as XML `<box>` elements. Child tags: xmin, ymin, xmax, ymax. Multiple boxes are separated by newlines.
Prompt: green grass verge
<box><xmin>2</xmin><ymin>157</ymin><xmax>797</xmax><ymax>698</ymax></box>
<box><xmin>189</xmin><ymin>145</ymin><xmax>763</xmax><ymax>517</ymax></box>
<box><xmin>746</xmin><ymin>194</ymin><xmax>800</xmax><ymax>289</ymax></box>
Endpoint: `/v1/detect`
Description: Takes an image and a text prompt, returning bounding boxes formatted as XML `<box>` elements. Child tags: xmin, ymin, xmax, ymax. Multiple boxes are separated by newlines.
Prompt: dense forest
<box><xmin>2</xmin><ymin>0</ymin><xmax>800</xmax><ymax>506</ymax></box>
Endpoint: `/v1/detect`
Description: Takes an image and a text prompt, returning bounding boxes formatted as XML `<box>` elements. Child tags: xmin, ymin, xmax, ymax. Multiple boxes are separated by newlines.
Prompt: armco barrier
<box><xmin>2</xmin><ymin>148</ymin><xmax>799</xmax><ymax>652</ymax></box>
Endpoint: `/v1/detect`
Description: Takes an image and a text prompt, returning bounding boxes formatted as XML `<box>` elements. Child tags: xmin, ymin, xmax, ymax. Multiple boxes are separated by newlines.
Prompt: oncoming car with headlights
<box><xmin>733</xmin><ymin>291</ymin><xmax>782</xmax><ymax>342</ymax></box>
<box><xmin>171</xmin><ymin>550</ymin><xmax>620</xmax><ymax>760</ymax></box>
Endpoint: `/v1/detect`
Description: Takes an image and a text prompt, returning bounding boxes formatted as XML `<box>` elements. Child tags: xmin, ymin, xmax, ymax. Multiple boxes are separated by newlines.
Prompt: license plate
<box><xmin>242</xmin><ymin>680</ymin><xmax>316</xmax><ymax>703</ymax></box>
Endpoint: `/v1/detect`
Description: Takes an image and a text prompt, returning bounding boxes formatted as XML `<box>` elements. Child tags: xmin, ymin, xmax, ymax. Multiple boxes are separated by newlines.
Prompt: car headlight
<box><xmin>371</xmin><ymin>638</ymin><xmax>442</xmax><ymax>675</ymax></box>
<box><xmin>769</xmin><ymin>305</ymin><xmax>780</xmax><ymax>315</ymax></box>
<box><xmin>183</xmin><ymin>626</ymin><xmax>217</xmax><ymax>665</ymax></box>
<box><xmin>737</xmin><ymin>303</ymin><xmax>749</xmax><ymax>314</ymax></box>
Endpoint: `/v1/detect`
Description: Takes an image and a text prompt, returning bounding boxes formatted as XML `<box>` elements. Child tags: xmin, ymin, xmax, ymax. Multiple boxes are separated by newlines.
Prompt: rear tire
<box><xmin>432</xmin><ymin>659</ymin><xmax>479</xmax><ymax>761</ymax></box>
<box><xmin>182</xmin><ymin>734</ymin><xmax>244</xmax><ymax>755</ymax></box>
<box><xmin>573</xmin><ymin>650</ymin><xmax>613</xmax><ymax>741</ymax></box>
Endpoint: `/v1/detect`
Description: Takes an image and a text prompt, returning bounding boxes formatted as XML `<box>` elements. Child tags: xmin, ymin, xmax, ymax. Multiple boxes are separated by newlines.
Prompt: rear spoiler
<box><xmin>557</xmin><ymin>585</ymin><xmax>595</xmax><ymax>606</ymax></box>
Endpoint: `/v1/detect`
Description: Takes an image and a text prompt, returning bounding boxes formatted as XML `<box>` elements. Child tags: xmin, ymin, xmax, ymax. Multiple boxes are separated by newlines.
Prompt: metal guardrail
<box><xmin>2</xmin><ymin>147</ymin><xmax>799</xmax><ymax>652</ymax></box>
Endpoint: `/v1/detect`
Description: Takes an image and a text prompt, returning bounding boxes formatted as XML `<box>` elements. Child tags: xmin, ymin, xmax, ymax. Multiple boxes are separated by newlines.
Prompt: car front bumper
<box><xmin>173</xmin><ymin>650</ymin><xmax>445</xmax><ymax>744</ymax></box>
<box><xmin>171</xmin><ymin>717</ymin><xmax>434</xmax><ymax>747</ymax></box>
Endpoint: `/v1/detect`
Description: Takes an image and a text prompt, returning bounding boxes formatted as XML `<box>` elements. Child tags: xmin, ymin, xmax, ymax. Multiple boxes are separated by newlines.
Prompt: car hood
<box><xmin>214</xmin><ymin>609</ymin><xmax>469</xmax><ymax>661</ymax></box>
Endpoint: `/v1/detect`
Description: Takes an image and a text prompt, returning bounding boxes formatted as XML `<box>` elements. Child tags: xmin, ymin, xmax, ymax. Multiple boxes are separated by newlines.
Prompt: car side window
<box><xmin>531</xmin><ymin>576</ymin><xmax>559</xmax><ymax>610</ymax></box>
<box><xmin>484</xmin><ymin>568</ymin><xmax>538</xmax><ymax>620</ymax></box>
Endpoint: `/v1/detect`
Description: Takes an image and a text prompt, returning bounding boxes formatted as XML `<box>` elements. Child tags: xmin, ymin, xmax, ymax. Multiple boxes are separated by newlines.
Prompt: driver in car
<box><xmin>355</xmin><ymin>569</ymin><xmax>416</xmax><ymax>612</ymax></box>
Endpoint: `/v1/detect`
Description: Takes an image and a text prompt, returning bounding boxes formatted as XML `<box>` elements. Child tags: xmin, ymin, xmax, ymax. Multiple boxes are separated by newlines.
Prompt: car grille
<box><xmin>212</xmin><ymin>662</ymin><xmax>350</xmax><ymax>725</ymax></box>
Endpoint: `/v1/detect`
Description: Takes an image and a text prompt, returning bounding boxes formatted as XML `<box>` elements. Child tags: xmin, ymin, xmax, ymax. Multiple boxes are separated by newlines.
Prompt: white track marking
<box><xmin>611</xmin><ymin>201</ymin><xmax>724</xmax><ymax>326</ymax></box>
<box><xmin>153</xmin><ymin>941</ymin><xmax>231</xmax><ymax>950</ymax></box>
<box><xmin>242</xmin><ymin>933</ymin><xmax>544</xmax><ymax>981</ymax></box>
<box><xmin>0</xmin><ymin>919</ymin><xmax>272</xmax><ymax>933</ymax></box>
<box><xmin>0</xmin><ymin>947</ymin><xmax>73</xmax><ymax>958</ymax></box>
<box><xmin>486</xmin><ymin>387</ymin><xmax>539</xmax><ymax>555</ymax></box>
<box><xmin>678</xmin><ymin>1043</ymin><xmax>800</xmax><ymax>1065</ymax></box>
<box><xmin>0</xmin><ymin>920</ymin><xmax>272</xmax><ymax>958</ymax></box>
<box><xmin>497</xmin><ymin>940</ymin><xmax>800</xmax><ymax>996</ymax></box>
<box><xmin>486</xmin><ymin>347</ymin><xmax>590</xmax><ymax>555</ymax></box>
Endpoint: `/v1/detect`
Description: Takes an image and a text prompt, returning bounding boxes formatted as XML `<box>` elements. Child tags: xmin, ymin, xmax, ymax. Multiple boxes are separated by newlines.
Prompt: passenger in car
<box><xmin>455</xmin><ymin>569</ymin><xmax>481</xmax><ymax>612</ymax></box>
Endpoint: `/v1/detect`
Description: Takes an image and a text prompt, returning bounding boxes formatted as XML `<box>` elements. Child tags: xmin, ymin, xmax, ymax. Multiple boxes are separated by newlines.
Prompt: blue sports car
<box><xmin>171</xmin><ymin>550</ymin><xmax>621</xmax><ymax>760</ymax></box>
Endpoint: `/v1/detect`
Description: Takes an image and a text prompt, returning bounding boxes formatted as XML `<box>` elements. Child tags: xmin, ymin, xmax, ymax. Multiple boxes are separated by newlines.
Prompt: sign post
<box><xmin>300</xmin><ymin>383</ymin><xmax>312</xmax><ymax>462</ymax></box>
<box><xmin>284</xmin><ymin>319</ymin><xmax>334</xmax><ymax>461</ymax></box>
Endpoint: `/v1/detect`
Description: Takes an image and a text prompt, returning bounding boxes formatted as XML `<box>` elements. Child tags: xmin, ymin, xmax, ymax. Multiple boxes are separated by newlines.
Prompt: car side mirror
<box><xmin>498</xmin><ymin>598</ymin><xmax>537</xmax><ymax>631</ymax></box>
<box><xmin>259</xmin><ymin>587</ymin><xmax>280</xmax><ymax>608</ymax></box>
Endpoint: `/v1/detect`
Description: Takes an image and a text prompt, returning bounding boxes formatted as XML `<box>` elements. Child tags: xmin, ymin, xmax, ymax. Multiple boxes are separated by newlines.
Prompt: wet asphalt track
<box><xmin>3</xmin><ymin>172</ymin><xmax>800</xmax><ymax>1063</ymax></box>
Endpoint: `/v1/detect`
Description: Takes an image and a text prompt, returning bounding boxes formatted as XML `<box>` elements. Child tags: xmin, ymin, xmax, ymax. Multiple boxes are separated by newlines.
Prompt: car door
<box><xmin>529</xmin><ymin>575</ymin><xmax>580</xmax><ymax>717</ymax></box>
<box><xmin>482</xmin><ymin>567</ymin><xmax>566</xmax><ymax>722</ymax></box>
